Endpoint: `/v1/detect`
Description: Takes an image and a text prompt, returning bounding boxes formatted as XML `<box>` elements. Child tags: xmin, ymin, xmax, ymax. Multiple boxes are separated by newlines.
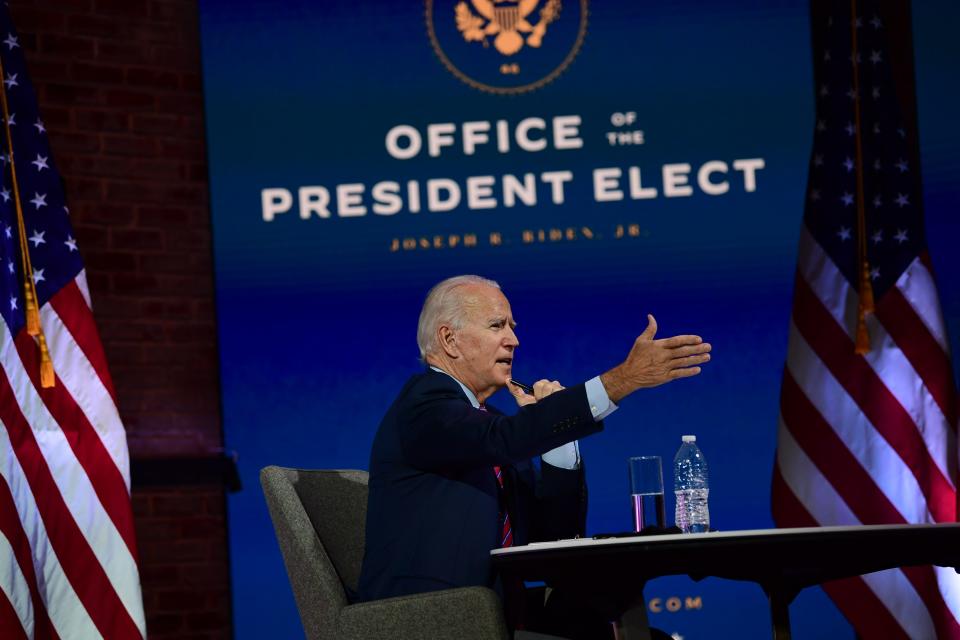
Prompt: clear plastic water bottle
<box><xmin>674</xmin><ymin>435</ymin><xmax>710</xmax><ymax>533</ymax></box>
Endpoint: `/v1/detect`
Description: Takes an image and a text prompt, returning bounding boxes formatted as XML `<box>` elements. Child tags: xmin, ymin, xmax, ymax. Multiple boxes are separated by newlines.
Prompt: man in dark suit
<box><xmin>358</xmin><ymin>275</ymin><xmax>711</xmax><ymax>633</ymax></box>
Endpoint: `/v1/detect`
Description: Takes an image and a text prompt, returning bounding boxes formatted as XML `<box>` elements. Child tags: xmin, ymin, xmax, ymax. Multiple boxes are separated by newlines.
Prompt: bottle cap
<box><xmin>682</xmin><ymin>435</ymin><xmax>696</xmax><ymax>443</ymax></box>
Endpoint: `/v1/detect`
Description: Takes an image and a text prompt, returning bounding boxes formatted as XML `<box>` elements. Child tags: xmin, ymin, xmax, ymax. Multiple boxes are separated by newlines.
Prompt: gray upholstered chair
<box><xmin>260</xmin><ymin>466</ymin><xmax>510</xmax><ymax>640</ymax></box>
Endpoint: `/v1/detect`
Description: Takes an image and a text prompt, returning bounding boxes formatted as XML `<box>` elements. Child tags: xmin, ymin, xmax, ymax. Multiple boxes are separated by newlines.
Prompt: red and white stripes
<box><xmin>0</xmin><ymin>272</ymin><xmax>144</xmax><ymax>640</ymax></box>
<box><xmin>774</xmin><ymin>227</ymin><xmax>960</xmax><ymax>638</ymax></box>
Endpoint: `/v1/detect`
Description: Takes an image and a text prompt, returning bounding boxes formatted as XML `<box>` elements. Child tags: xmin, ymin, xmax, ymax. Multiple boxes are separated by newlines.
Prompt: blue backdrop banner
<box><xmin>198</xmin><ymin>1</ymin><xmax>959</xmax><ymax>637</ymax></box>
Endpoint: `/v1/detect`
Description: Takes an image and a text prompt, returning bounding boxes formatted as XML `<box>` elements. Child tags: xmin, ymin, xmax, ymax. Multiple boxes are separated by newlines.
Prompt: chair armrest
<box><xmin>338</xmin><ymin>586</ymin><xmax>509</xmax><ymax>640</ymax></box>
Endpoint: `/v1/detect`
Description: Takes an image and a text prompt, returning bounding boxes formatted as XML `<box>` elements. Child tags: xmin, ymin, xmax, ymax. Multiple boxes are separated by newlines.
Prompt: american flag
<box><xmin>0</xmin><ymin>8</ymin><xmax>145</xmax><ymax>640</ymax></box>
<box><xmin>772</xmin><ymin>3</ymin><xmax>960</xmax><ymax>638</ymax></box>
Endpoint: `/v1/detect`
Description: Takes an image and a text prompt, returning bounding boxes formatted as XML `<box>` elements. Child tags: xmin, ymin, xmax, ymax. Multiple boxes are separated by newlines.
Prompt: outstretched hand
<box><xmin>600</xmin><ymin>314</ymin><xmax>712</xmax><ymax>403</ymax></box>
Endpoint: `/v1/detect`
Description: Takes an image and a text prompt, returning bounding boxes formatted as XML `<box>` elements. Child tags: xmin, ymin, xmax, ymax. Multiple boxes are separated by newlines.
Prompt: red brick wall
<box><xmin>134</xmin><ymin>486</ymin><xmax>231</xmax><ymax>638</ymax></box>
<box><xmin>9</xmin><ymin>1</ymin><xmax>232</xmax><ymax>638</ymax></box>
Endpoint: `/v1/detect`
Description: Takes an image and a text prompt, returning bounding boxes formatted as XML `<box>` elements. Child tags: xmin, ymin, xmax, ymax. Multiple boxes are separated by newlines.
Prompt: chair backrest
<box><xmin>260</xmin><ymin>466</ymin><xmax>369</xmax><ymax>640</ymax></box>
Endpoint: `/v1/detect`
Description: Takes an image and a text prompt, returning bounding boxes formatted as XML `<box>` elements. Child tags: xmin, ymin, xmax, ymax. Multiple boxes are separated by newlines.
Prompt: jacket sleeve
<box><xmin>398</xmin><ymin>382</ymin><xmax>603</xmax><ymax>471</ymax></box>
<box><xmin>523</xmin><ymin>457</ymin><xmax>589</xmax><ymax>542</ymax></box>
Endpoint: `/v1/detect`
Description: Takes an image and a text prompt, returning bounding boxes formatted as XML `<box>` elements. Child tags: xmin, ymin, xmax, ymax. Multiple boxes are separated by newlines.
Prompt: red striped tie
<box><xmin>479</xmin><ymin>404</ymin><xmax>513</xmax><ymax>548</ymax></box>
<box><xmin>492</xmin><ymin>465</ymin><xmax>514</xmax><ymax>548</ymax></box>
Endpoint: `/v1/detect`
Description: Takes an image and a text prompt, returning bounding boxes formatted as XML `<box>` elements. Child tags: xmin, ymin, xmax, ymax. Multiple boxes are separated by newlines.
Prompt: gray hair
<box><xmin>417</xmin><ymin>275</ymin><xmax>501</xmax><ymax>361</ymax></box>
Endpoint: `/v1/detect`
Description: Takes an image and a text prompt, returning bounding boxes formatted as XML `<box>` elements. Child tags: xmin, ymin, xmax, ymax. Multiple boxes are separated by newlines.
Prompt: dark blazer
<box><xmin>357</xmin><ymin>368</ymin><xmax>604</xmax><ymax>602</ymax></box>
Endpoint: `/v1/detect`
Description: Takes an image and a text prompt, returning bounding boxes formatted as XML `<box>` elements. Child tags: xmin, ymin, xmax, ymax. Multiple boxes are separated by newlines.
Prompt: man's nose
<box><xmin>505</xmin><ymin>327</ymin><xmax>519</xmax><ymax>348</ymax></box>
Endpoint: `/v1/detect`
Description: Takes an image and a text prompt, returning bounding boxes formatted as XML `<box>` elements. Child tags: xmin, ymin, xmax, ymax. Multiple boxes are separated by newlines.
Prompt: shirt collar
<box><xmin>429</xmin><ymin>366</ymin><xmax>481</xmax><ymax>408</ymax></box>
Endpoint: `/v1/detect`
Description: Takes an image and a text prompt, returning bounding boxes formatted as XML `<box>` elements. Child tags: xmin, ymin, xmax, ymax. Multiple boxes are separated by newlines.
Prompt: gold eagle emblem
<box><xmin>455</xmin><ymin>0</ymin><xmax>561</xmax><ymax>56</ymax></box>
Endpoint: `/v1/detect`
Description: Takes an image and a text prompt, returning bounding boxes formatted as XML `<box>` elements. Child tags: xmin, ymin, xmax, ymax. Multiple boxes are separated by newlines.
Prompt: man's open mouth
<box><xmin>496</xmin><ymin>358</ymin><xmax>513</xmax><ymax>366</ymax></box>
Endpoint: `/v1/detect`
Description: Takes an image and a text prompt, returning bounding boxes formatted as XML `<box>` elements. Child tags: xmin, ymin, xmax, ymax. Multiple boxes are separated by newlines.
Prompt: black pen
<box><xmin>508</xmin><ymin>378</ymin><xmax>534</xmax><ymax>394</ymax></box>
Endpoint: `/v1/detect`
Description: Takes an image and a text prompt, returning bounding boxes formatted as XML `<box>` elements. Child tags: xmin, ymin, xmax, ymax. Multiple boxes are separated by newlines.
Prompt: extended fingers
<box><xmin>672</xmin><ymin>353</ymin><xmax>711</xmax><ymax>368</ymax></box>
<box><xmin>657</xmin><ymin>334</ymin><xmax>704</xmax><ymax>348</ymax></box>
<box><xmin>669</xmin><ymin>366</ymin><xmax>702</xmax><ymax>379</ymax></box>
<box><xmin>670</xmin><ymin>342</ymin><xmax>712</xmax><ymax>359</ymax></box>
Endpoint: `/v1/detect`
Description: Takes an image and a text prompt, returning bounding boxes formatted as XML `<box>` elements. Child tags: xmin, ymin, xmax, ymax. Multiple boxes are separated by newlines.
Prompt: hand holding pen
<box><xmin>507</xmin><ymin>378</ymin><xmax>565</xmax><ymax>406</ymax></box>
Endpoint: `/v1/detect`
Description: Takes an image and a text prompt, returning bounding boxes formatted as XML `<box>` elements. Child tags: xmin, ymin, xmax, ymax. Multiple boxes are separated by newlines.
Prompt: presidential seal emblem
<box><xmin>426</xmin><ymin>0</ymin><xmax>588</xmax><ymax>94</ymax></box>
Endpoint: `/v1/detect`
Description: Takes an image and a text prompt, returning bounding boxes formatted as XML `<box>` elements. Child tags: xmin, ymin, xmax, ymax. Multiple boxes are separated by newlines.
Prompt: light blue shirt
<box><xmin>428</xmin><ymin>367</ymin><xmax>618</xmax><ymax>470</ymax></box>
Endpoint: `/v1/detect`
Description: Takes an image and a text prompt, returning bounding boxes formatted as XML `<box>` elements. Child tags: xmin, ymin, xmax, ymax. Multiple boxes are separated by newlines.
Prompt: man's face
<box><xmin>453</xmin><ymin>285</ymin><xmax>519</xmax><ymax>400</ymax></box>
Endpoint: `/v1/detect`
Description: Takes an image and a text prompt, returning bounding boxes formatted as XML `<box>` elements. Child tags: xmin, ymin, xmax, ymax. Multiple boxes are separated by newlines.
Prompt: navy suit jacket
<box><xmin>357</xmin><ymin>368</ymin><xmax>604</xmax><ymax>602</ymax></box>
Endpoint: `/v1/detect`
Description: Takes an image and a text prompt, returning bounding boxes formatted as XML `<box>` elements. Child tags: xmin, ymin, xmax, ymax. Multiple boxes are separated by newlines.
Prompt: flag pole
<box><xmin>849</xmin><ymin>0</ymin><xmax>875</xmax><ymax>354</ymax></box>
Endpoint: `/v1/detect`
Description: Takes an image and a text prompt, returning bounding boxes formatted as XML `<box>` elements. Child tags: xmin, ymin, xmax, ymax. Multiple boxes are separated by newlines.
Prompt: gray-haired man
<box><xmin>359</xmin><ymin>275</ymin><xmax>711</xmax><ymax>636</ymax></box>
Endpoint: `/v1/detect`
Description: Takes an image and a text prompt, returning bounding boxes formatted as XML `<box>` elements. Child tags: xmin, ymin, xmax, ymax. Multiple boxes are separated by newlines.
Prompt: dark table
<box><xmin>490</xmin><ymin>523</ymin><xmax>960</xmax><ymax>639</ymax></box>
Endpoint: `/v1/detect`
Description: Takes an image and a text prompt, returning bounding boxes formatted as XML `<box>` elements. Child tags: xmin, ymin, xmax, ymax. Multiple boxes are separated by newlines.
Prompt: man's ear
<box><xmin>438</xmin><ymin>325</ymin><xmax>459</xmax><ymax>358</ymax></box>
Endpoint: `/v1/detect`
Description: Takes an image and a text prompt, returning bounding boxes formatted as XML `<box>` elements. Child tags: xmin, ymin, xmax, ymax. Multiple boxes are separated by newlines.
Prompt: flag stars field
<box><xmin>774</xmin><ymin>7</ymin><xmax>960</xmax><ymax>636</ymax></box>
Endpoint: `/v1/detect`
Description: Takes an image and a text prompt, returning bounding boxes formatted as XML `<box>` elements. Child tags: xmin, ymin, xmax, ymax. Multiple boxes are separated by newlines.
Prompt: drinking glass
<box><xmin>628</xmin><ymin>456</ymin><xmax>665</xmax><ymax>531</ymax></box>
